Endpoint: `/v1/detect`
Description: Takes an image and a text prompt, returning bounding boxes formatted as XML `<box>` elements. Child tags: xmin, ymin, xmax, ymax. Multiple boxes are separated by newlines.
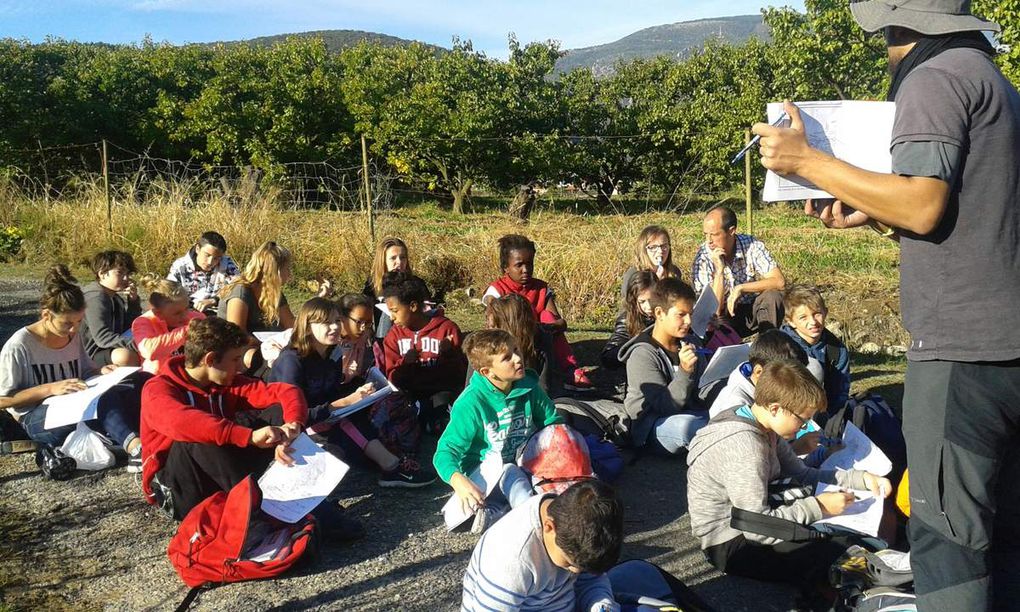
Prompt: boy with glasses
<box><xmin>686</xmin><ymin>360</ymin><xmax>891</xmax><ymax>589</ymax></box>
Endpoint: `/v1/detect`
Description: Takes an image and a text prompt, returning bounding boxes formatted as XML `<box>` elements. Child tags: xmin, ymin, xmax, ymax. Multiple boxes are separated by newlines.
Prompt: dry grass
<box><xmin>0</xmin><ymin>182</ymin><xmax>906</xmax><ymax>346</ymax></box>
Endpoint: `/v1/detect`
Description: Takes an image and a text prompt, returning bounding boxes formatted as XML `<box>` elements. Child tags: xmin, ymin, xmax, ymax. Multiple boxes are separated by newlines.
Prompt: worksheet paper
<box><xmin>255</xmin><ymin>329</ymin><xmax>293</xmax><ymax>363</ymax></box>
<box><xmin>698</xmin><ymin>343</ymin><xmax>751</xmax><ymax>389</ymax></box>
<box><xmin>762</xmin><ymin>101</ymin><xmax>896</xmax><ymax>202</ymax></box>
<box><xmin>259</xmin><ymin>433</ymin><xmax>349</xmax><ymax>523</ymax></box>
<box><xmin>43</xmin><ymin>367</ymin><xmax>140</xmax><ymax>430</ymax></box>
<box><xmin>306</xmin><ymin>367</ymin><xmax>396</xmax><ymax>434</ymax></box>
<box><xmin>691</xmin><ymin>287</ymin><xmax>719</xmax><ymax>339</ymax></box>
<box><xmin>813</xmin><ymin>422</ymin><xmax>891</xmax><ymax>537</ymax></box>
<box><xmin>441</xmin><ymin>454</ymin><xmax>505</xmax><ymax>531</ymax></box>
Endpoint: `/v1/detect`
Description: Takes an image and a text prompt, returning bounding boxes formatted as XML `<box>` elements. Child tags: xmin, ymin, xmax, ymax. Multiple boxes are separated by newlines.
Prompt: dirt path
<box><xmin>0</xmin><ymin>275</ymin><xmax>906</xmax><ymax>611</ymax></box>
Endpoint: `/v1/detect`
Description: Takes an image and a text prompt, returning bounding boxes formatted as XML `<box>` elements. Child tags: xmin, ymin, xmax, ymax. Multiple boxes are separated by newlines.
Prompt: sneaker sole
<box><xmin>562</xmin><ymin>384</ymin><xmax>595</xmax><ymax>392</ymax></box>
<box><xmin>377</xmin><ymin>478</ymin><xmax>437</xmax><ymax>489</ymax></box>
<box><xmin>126</xmin><ymin>464</ymin><xmax>142</xmax><ymax>473</ymax></box>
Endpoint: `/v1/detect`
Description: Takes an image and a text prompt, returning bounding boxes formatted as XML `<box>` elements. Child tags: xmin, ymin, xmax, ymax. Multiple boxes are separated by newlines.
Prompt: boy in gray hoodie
<box><xmin>617</xmin><ymin>278</ymin><xmax>708</xmax><ymax>454</ymax></box>
<box><xmin>687</xmin><ymin>360</ymin><xmax>891</xmax><ymax>586</ymax></box>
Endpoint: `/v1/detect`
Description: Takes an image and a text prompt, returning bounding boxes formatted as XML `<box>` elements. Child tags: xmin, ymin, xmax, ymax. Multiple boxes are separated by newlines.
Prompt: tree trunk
<box><xmin>450</xmin><ymin>178</ymin><xmax>473</xmax><ymax>214</ymax></box>
<box><xmin>508</xmin><ymin>184</ymin><xmax>537</xmax><ymax>224</ymax></box>
<box><xmin>596</xmin><ymin>177</ymin><xmax>616</xmax><ymax>209</ymax></box>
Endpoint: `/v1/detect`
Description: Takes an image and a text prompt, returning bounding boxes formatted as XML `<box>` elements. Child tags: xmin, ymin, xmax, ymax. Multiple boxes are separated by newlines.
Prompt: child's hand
<box><xmin>279</xmin><ymin>421</ymin><xmax>302</xmax><ymax>442</ymax></box>
<box><xmin>678</xmin><ymin>342</ymin><xmax>698</xmax><ymax>374</ymax></box>
<box><xmin>47</xmin><ymin>378</ymin><xmax>88</xmax><ymax>396</ymax></box>
<box><xmin>250</xmin><ymin>426</ymin><xmax>284</xmax><ymax>448</ymax></box>
<box><xmin>194</xmin><ymin>298</ymin><xmax>216</xmax><ymax>313</ymax></box>
<box><xmin>790</xmin><ymin>431</ymin><xmax>821</xmax><ymax>455</ymax></box>
<box><xmin>438</xmin><ymin>334</ymin><xmax>456</xmax><ymax>354</ymax></box>
<box><xmin>274</xmin><ymin>440</ymin><xmax>296</xmax><ymax>466</ymax></box>
<box><xmin>863</xmin><ymin>473</ymin><xmax>893</xmax><ymax>499</ymax></box>
<box><xmin>816</xmin><ymin>491</ymin><xmax>854</xmax><ymax>516</ymax></box>
<box><xmin>450</xmin><ymin>472</ymin><xmax>485</xmax><ymax>515</ymax></box>
<box><xmin>100</xmin><ymin>364</ymin><xmax>119</xmax><ymax>375</ymax></box>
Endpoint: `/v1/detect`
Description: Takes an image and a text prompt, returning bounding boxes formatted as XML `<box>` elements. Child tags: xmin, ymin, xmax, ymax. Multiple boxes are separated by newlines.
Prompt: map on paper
<box><xmin>699</xmin><ymin>343</ymin><xmax>751</xmax><ymax>389</ymax></box>
<box><xmin>43</xmin><ymin>367</ymin><xmax>140</xmax><ymax>430</ymax></box>
<box><xmin>762</xmin><ymin>101</ymin><xmax>896</xmax><ymax>202</ymax></box>
<box><xmin>812</xmin><ymin>422</ymin><xmax>891</xmax><ymax>537</ymax></box>
<box><xmin>259</xmin><ymin>433</ymin><xmax>349</xmax><ymax>523</ymax></box>
<box><xmin>690</xmin><ymin>287</ymin><xmax>719</xmax><ymax>340</ymax></box>
<box><xmin>441</xmin><ymin>454</ymin><xmax>505</xmax><ymax>531</ymax></box>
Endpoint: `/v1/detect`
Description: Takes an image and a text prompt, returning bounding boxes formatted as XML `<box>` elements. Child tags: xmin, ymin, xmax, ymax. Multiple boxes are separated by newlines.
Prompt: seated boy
<box><xmin>710</xmin><ymin>329</ymin><xmax>808</xmax><ymax>418</ymax></box>
<box><xmin>686</xmin><ymin>360</ymin><xmax>891</xmax><ymax>588</ymax></box>
<box><xmin>781</xmin><ymin>286</ymin><xmax>850</xmax><ymax>414</ymax></box>
<box><xmin>462</xmin><ymin>479</ymin><xmax>623</xmax><ymax>611</ymax></box>
<box><xmin>166</xmin><ymin>231</ymin><xmax>240</xmax><ymax>315</ymax></box>
<box><xmin>140</xmin><ymin>317</ymin><xmax>361</xmax><ymax>538</ymax></box>
<box><xmin>434</xmin><ymin>329</ymin><xmax>562</xmax><ymax>532</ymax></box>
<box><xmin>482</xmin><ymin>234</ymin><xmax>593</xmax><ymax>391</ymax></box>
<box><xmin>381</xmin><ymin>271</ymin><xmax>467</xmax><ymax>434</ymax></box>
<box><xmin>81</xmin><ymin>250</ymin><xmax>142</xmax><ymax>367</ymax></box>
<box><xmin>617</xmin><ymin>278</ymin><xmax>708</xmax><ymax>454</ymax></box>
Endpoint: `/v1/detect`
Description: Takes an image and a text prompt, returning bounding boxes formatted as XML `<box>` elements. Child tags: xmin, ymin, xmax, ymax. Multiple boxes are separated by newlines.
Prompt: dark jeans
<box><xmin>903</xmin><ymin>359</ymin><xmax>1020</xmax><ymax>612</ymax></box>
<box><xmin>20</xmin><ymin>373</ymin><xmax>147</xmax><ymax>450</ymax></box>
<box><xmin>719</xmin><ymin>289</ymin><xmax>784</xmax><ymax>338</ymax></box>
<box><xmin>157</xmin><ymin>405</ymin><xmax>284</xmax><ymax>520</ymax></box>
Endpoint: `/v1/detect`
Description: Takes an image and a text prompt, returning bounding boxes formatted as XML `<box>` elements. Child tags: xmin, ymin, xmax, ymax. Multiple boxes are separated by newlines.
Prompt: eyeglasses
<box><xmin>346</xmin><ymin>316</ymin><xmax>372</xmax><ymax>329</ymax></box>
<box><xmin>645</xmin><ymin>243</ymin><xmax>669</xmax><ymax>252</ymax></box>
<box><xmin>782</xmin><ymin>407</ymin><xmax>810</xmax><ymax>431</ymax></box>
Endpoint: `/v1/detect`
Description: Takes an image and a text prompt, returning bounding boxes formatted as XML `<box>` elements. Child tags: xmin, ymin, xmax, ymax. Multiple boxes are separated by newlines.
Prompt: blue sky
<box><xmin>1</xmin><ymin>0</ymin><xmax>804</xmax><ymax>58</ymax></box>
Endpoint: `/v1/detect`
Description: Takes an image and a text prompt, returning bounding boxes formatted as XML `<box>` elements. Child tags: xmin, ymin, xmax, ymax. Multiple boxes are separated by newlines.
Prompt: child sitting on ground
<box><xmin>132</xmin><ymin>279</ymin><xmax>205</xmax><ymax>374</ymax></box>
<box><xmin>81</xmin><ymin>250</ymin><xmax>142</xmax><ymax>367</ymax></box>
<box><xmin>462</xmin><ymin>479</ymin><xmax>623</xmax><ymax>610</ymax></box>
<box><xmin>620</xmin><ymin>224</ymin><xmax>682</xmax><ymax>301</ymax></box>
<box><xmin>380</xmin><ymin>271</ymin><xmax>467</xmax><ymax>440</ymax></box>
<box><xmin>434</xmin><ymin>329</ymin><xmax>563</xmax><ymax>533</ymax></box>
<box><xmin>482</xmin><ymin>294</ymin><xmax>558</xmax><ymax>396</ymax></box>
<box><xmin>483</xmin><ymin>234</ymin><xmax>593</xmax><ymax>391</ymax></box>
<box><xmin>617</xmin><ymin>278</ymin><xmax>708</xmax><ymax>454</ymax></box>
<box><xmin>0</xmin><ymin>265</ymin><xmax>146</xmax><ymax>471</ymax></box>
<box><xmin>139</xmin><ymin>317</ymin><xmax>360</xmax><ymax>538</ymax></box>
<box><xmin>268</xmin><ymin>297</ymin><xmax>435</xmax><ymax>488</ymax></box>
<box><xmin>601</xmin><ymin>270</ymin><xmax>656</xmax><ymax>370</ymax></box>
<box><xmin>686</xmin><ymin>360</ymin><xmax>891</xmax><ymax>589</ymax></box>
<box><xmin>781</xmin><ymin>286</ymin><xmax>850</xmax><ymax>414</ymax></box>
<box><xmin>166</xmin><ymin>231</ymin><xmax>240</xmax><ymax>315</ymax></box>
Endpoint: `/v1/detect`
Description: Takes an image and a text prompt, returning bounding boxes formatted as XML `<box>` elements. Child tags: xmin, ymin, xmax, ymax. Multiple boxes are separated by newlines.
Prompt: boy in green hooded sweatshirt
<box><xmin>434</xmin><ymin>329</ymin><xmax>562</xmax><ymax>533</ymax></box>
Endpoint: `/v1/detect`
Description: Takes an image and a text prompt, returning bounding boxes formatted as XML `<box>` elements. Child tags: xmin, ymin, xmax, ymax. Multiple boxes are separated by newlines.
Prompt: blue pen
<box><xmin>730</xmin><ymin>112</ymin><xmax>789</xmax><ymax>165</ymax></box>
<box><xmin>695</xmin><ymin>348</ymin><xmax>714</xmax><ymax>356</ymax></box>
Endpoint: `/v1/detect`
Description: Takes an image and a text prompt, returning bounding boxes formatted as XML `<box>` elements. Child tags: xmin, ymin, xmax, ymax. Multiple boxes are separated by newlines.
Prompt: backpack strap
<box><xmin>175</xmin><ymin>585</ymin><xmax>207</xmax><ymax>612</ymax></box>
<box><xmin>730</xmin><ymin>507</ymin><xmax>829</xmax><ymax>543</ymax></box>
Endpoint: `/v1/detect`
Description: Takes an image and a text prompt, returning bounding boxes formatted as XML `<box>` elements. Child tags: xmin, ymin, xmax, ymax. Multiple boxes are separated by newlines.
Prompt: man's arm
<box><xmin>754</xmin><ymin>101</ymin><xmax>951</xmax><ymax>235</ymax></box>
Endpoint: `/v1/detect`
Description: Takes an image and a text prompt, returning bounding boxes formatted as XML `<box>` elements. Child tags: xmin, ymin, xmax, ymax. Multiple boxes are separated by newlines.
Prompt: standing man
<box><xmin>754</xmin><ymin>2</ymin><xmax>1018</xmax><ymax>610</ymax></box>
<box><xmin>692</xmin><ymin>206</ymin><xmax>786</xmax><ymax>337</ymax></box>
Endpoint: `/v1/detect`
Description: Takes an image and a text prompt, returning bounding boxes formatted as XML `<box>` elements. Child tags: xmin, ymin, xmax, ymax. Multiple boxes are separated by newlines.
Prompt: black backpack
<box><xmin>823</xmin><ymin>392</ymin><xmax>908</xmax><ymax>484</ymax></box>
<box><xmin>553</xmin><ymin>397</ymin><xmax>631</xmax><ymax>447</ymax></box>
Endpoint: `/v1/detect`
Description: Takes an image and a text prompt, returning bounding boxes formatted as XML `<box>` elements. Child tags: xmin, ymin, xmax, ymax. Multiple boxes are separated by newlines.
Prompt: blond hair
<box><xmin>783</xmin><ymin>285</ymin><xmax>827</xmax><ymax>317</ymax></box>
<box><xmin>371</xmin><ymin>237</ymin><xmax>411</xmax><ymax>296</ymax></box>
<box><xmin>141</xmin><ymin>277</ymin><xmax>189</xmax><ymax>309</ymax></box>
<box><xmin>463</xmin><ymin>329</ymin><xmax>516</xmax><ymax>373</ymax></box>
<box><xmin>633</xmin><ymin>225</ymin><xmax>682</xmax><ymax>279</ymax></box>
<box><xmin>221</xmin><ymin>241</ymin><xmax>292</xmax><ymax>326</ymax></box>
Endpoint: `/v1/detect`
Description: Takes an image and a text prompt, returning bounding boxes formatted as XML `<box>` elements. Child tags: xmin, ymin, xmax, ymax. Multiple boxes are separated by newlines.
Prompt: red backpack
<box><xmin>168</xmin><ymin>476</ymin><xmax>318</xmax><ymax>596</ymax></box>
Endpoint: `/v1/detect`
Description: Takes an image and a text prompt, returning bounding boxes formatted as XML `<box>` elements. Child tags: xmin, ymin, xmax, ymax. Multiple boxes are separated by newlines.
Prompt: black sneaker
<box><xmin>35</xmin><ymin>445</ymin><xmax>76</xmax><ymax>481</ymax></box>
<box><xmin>312</xmin><ymin>502</ymin><xmax>365</xmax><ymax>542</ymax></box>
<box><xmin>378</xmin><ymin>457</ymin><xmax>438</xmax><ymax>489</ymax></box>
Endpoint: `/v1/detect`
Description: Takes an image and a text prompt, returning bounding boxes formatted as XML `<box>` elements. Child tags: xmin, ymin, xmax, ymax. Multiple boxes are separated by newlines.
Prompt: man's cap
<box><xmin>849</xmin><ymin>0</ymin><xmax>1000</xmax><ymax>35</ymax></box>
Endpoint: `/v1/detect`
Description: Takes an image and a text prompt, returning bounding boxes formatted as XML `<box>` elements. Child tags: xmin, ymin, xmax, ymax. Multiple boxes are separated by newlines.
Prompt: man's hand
<box><xmin>753</xmin><ymin>100</ymin><xmax>817</xmax><ymax>176</ymax></box>
<box><xmin>709</xmin><ymin>246</ymin><xmax>726</xmax><ymax>269</ymax></box>
<box><xmin>678</xmin><ymin>342</ymin><xmax>698</xmax><ymax>374</ymax></box>
<box><xmin>250</xmin><ymin>425</ymin><xmax>285</xmax><ymax>448</ymax></box>
<box><xmin>816</xmin><ymin>491</ymin><xmax>854</xmax><ymax>517</ymax></box>
<box><xmin>863</xmin><ymin>473</ymin><xmax>893</xmax><ymax>499</ymax></box>
<box><xmin>450</xmin><ymin>472</ymin><xmax>485</xmax><ymax>515</ymax></box>
<box><xmin>805</xmin><ymin>199</ymin><xmax>871</xmax><ymax>230</ymax></box>
<box><xmin>726</xmin><ymin>285</ymin><xmax>744</xmax><ymax>316</ymax></box>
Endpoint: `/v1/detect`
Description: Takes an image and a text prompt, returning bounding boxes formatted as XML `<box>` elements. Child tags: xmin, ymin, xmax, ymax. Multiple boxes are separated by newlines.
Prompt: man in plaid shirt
<box><xmin>692</xmin><ymin>206</ymin><xmax>786</xmax><ymax>337</ymax></box>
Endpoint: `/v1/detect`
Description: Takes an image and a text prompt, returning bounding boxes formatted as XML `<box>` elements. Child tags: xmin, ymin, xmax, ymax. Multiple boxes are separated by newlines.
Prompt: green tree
<box><xmin>974</xmin><ymin>0</ymin><xmax>1020</xmax><ymax>84</ymax></box>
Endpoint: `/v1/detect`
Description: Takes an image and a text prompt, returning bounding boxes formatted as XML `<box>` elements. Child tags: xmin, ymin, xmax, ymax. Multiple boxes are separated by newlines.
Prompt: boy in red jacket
<box><xmin>140</xmin><ymin>318</ymin><xmax>320</xmax><ymax>522</ymax></box>
<box><xmin>380</xmin><ymin>272</ymin><xmax>467</xmax><ymax>438</ymax></box>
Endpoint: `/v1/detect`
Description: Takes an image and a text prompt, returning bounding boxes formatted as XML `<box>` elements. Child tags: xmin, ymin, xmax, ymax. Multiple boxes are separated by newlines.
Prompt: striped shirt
<box><xmin>462</xmin><ymin>494</ymin><xmax>617</xmax><ymax>612</ymax></box>
<box><xmin>691</xmin><ymin>234</ymin><xmax>778</xmax><ymax>305</ymax></box>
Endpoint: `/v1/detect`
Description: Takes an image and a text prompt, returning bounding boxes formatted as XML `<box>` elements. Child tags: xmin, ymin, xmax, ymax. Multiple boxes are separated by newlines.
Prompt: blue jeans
<box><xmin>20</xmin><ymin>379</ymin><xmax>143</xmax><ymax>450</ymax></box>
<box><xmin>649</xmin><ymin>411</ymin><xmax>709</xmax><ymax>455</ymax></box>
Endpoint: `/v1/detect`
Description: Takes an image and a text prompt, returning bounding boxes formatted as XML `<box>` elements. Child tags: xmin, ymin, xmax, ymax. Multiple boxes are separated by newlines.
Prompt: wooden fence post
<box><xmin>361</xmin><ymin>135</ymin><xmax>375</xmax><ymax>245</ymax></box>
<box><xmin>744</xmin><ymin>129</ymin><xmax>753</xmax><ymax>235</ymax></box>
<box><xmin>102</xmin><ymin>139</ymin><xmax>112</xmax><ymax>236</ymax></box>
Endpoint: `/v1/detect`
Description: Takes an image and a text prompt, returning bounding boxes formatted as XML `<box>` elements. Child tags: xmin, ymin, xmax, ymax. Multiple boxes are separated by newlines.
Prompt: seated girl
<box><xmin>601</xmin><ymin>270</ymin><xmax>656</xmax><ymax>370</ymax></box>
<box><xmin>132</xmin><ymin>279</ymin><xmax>205</xmax><ymax>374</ymax></box>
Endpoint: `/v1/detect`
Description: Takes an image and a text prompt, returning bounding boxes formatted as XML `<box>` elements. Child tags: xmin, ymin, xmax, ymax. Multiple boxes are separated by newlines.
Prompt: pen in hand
<box><xmin>730</xmin><ymin>112</ymin><xmax>789</xmax><ymax>165</ymax></box>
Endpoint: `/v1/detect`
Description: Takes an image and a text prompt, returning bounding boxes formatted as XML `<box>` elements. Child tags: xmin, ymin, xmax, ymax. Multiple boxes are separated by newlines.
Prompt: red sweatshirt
<box><xmin>381</xmin><ymin>315</ymin><xmax>467</xmax><ymax>397</ymax></box>
<box><xmin>487</xmin><ymin>275</ymin><xmax>551</xmax><ymax>317</ymax></box>
<box><xmin>139</xmin><ymin>355</ymin><xmax>308</xmax><ymax>503</ymax></box>
<box><xmin>132</xmin><ymin>309</ymin><xmax>205</xmax><ymax>375</ymax></box>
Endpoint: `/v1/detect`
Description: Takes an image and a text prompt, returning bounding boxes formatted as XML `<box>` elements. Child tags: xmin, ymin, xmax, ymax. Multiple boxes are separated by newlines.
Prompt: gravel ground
<box><xmin>0</xmin><ymin>274</ymin><xmax>905</xmax><ymax>612</ymax></box>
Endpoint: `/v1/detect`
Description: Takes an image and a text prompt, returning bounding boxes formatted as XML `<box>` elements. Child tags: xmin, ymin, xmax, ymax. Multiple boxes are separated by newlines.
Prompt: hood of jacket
<box><xmin>687</xmin><ymin>405</ymin><xmax>766</xmax><ymax>466</ymax></box>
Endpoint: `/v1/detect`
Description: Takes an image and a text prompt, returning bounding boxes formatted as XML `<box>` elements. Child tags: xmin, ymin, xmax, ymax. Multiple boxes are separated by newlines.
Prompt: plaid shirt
<box><xmin>692</xmin><ymin>234</ymin><xmax>778</xmax><ymax>305</ymax></box>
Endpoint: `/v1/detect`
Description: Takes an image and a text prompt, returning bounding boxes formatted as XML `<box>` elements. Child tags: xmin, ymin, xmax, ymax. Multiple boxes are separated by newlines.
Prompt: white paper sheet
<box><xmin>812</xmin><ymin>422</ymin><xmax>891</xmax><ymax>537</ymax></box>
<box><xmin>762</xmin><ymin>100</ymin><xmax>896</xmax><ymax>202</ymax></box>
<box><xmin>441</xmin><ymin>454</ymin><xmax>506</xmax><ymax>531</ymax></box>
<box><xmin>691</xmin><ymin>287</ymin><xmax>719</xmax><ymax>339</ymax></box>
<box><xmin>43</xmin><ymin>367</ymin><xmax>140</xmax><ymax>430</ymax></box>
<box><xmin>698</xmin><ymin>343</ymin><xmax>751</xmax><ymax>389</ymax></box>
<box><xmin>305</xmin><ymin>367</ymin><xmax>396</xmax><ymax>434</ymax></box>
<box><xmin>259</xmin><ymin>433</ymin><xmax>349</xmax><ymax>523</ymax></box>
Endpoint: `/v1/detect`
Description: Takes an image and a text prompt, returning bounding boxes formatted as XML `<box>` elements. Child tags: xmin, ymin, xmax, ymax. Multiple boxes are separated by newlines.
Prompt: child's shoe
<box><xmin>470</xmin><ymin>504</ymin><xmax>508</xmax><ymax>535</ymax></box>
<box><xmin>126</xmin><ymin>444</ymin><xmax>143</xmax><ymax>473</ymax></box>
<box><xmin>378</xmin><ymin>457</ymin><xmax>437</xmax><ymax>489</ymax></box>
<box><xmin>564</xmin><ymin>368</ymin><xmax>594</xmax><ymax>392</ymax></box>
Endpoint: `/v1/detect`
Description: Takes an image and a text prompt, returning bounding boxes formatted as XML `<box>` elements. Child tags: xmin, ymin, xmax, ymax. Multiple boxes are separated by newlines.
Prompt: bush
<box><xmin>0</xmin><ymin>226</ymin><xmax>24</xmax><ymax>261</ymax></box>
